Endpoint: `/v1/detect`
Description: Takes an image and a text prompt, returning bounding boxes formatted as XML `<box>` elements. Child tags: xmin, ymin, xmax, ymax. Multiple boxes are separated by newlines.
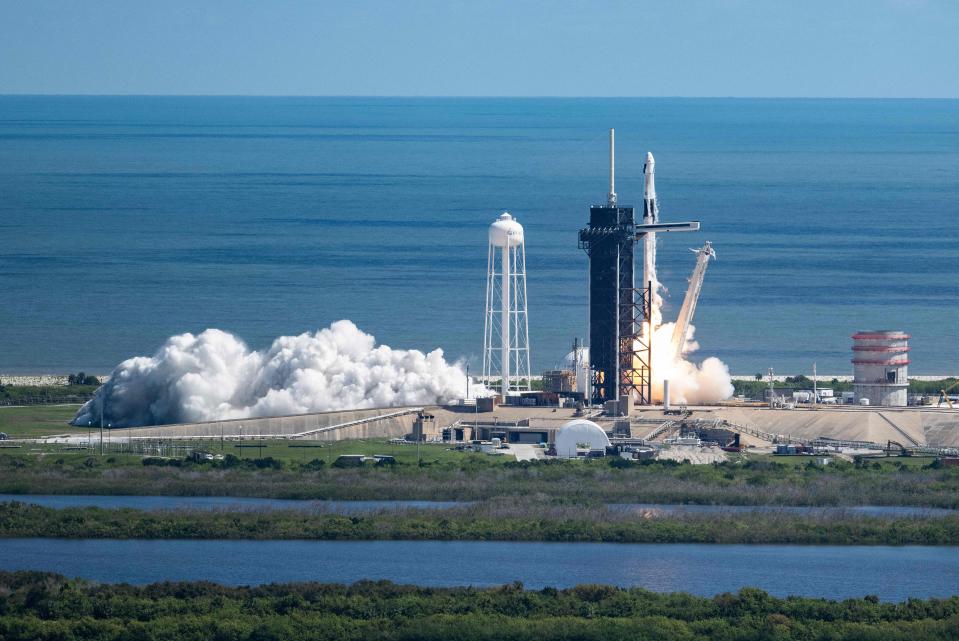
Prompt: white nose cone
<box><xmin>645</xmin><ymin>152</ymin><xmax>655</xmax><ymax>173</ymax></box>
<box><xmin>489</xmin><ymin>212</ymin><xmax>524</xmax><ymax>247</ymax></box>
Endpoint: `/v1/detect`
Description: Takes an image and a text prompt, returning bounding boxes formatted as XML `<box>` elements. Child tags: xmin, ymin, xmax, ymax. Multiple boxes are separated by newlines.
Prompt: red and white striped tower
<box><xmin>851</xmin><ymin>330</ymin><xmax>909</xmax><ymax>406</ymax></box>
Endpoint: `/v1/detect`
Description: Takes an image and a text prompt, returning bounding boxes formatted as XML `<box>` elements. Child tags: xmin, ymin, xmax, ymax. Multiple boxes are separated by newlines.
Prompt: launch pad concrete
<box><xmin>73</xmin><ymin>403</ymin><xmax>959</xmax><ymax>450</ymax></box>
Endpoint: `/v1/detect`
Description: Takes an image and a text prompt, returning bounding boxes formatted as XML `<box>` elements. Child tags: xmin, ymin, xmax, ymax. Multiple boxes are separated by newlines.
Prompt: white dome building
<box><xmin>555</xmin><ymin>419</ymin><xmax>611</xmax><ymax>458</ymax></box>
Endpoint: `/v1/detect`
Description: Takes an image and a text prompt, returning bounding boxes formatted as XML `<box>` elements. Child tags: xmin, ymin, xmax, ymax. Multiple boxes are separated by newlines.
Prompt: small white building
<box><xmin>555</xmin><ymin>419</ymin><xmax>611</xmax><ymax>458</ymax></box>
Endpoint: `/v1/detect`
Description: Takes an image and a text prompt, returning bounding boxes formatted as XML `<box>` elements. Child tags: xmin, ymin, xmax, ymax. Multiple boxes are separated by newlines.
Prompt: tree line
<box><xmin>0</xmin><ymin>571</ymin><xmax>957</xmax><ymax>640</ymax></box>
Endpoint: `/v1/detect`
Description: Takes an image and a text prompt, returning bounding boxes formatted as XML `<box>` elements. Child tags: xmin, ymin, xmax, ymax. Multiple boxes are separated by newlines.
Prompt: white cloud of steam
<box><xmin>73</xmin><ymin>321</ymin><xmax>485</xmax><ymax>427</ymax></box>
<box><xmin>646</xmin><ymin>321</ymin><xmax>734</xmax><ymax>404</ymax></box>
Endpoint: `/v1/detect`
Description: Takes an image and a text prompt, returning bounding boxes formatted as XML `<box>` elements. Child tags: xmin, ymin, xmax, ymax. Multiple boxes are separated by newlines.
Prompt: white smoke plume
<box><xmin>640</xmin><ymin>237</ymin><xmax>734</xmax><ymax>404</ymax></box>
<box><xmin>646</xmin><ymin>320</ymin><xmax>734</xmax><ymax>404</ymax></box>
<box><xmin>73</xmin><ymin>321</ymin><xmax>486</xmax><ymax>428</ymax></box>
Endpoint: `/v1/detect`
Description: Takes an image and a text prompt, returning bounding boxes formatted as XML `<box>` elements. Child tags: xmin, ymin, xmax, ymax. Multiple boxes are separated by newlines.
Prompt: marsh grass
<box><xmin>1</xmin><ymin>500</ymin><xmax>957</xmax><ymax>545</ymax></box>
<box><xmin>3</xmin><ymin>449</ymin><xmax>959</xmax><ymax>509</ymax></box>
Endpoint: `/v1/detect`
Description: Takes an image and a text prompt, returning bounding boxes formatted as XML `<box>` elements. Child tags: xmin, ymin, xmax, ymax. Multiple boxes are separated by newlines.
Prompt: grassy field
<box><xmin>1</xmin><ymin>443</ymin><xmax>958</xmax><ymax>507</ymax></box>
<box><xmin>4</xmin><ymin>437</ymin><xmax>500</xmax><ymax>465</ymax></box>
<box><xmin>1</xmin><ymin>405</ymin><xmax>955</xmax><ymax>509</ymax></box>
<box><xmin>0</xmin><ymin>405</ymin><xmax>81</xmax><ymax>439</ymax></box>
<box><xmin>222</xmin><ymin>438</ymin><xmax>503</xmax><ymax>464</ymax></box>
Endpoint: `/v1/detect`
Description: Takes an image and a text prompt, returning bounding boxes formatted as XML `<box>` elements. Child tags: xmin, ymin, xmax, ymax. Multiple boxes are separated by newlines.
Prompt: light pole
<box><xmin>99</xmin><ymin>396</ymin><xmax>104</xmax><ymax>455</ymax></box>
<box><xmin>812</xmin><ymin>362</ymin><xmax>818</xmax><ymax>406</ymax></box>
<box><xmin>767</xmin><ymin>368</ymin><xmax>775</xmax><ymax>409</ymax></box>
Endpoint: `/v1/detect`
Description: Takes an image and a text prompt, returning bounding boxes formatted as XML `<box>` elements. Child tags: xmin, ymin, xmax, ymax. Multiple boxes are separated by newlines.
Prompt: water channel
<box><xmin>1</xmin><ymin>539</ymin><xmax>955</xmax><ymax>602</ymax></box>
<box><xmin>2</xmin><ymin>494</ymin><xmax>955</xmax><ymax>518</ymax></box>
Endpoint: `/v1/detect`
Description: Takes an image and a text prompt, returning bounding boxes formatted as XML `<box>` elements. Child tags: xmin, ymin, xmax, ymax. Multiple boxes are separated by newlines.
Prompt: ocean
<box><xmin>1</xmin><ymin>96</ymin><xmax>957</xmax><ymax>375</ymax></box>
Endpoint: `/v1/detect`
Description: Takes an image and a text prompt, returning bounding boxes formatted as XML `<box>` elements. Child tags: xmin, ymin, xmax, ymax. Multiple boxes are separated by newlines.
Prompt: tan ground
<box><xmin>656</xmin><ymin>445</ymin><xmax>728</xmax><ymax>464</ymax></box>
<box><xmin>43</xmin><ymin>402</ymin><xmax>959</xmax><ymax>449</ymax></box>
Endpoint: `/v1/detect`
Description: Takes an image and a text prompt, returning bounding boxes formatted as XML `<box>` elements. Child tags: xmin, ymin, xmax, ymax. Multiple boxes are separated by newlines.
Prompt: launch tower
<box><xmin>579</xmin><ymin>130</ymin><xmax>700</xmax><ymax>406</ymax></box>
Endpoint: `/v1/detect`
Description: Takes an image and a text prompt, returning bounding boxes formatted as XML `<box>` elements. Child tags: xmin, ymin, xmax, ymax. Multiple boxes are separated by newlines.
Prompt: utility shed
<box><xmin>333</xmin><ymin>455</ymin><xmax>366</xmax><ymax>467</ymax></box>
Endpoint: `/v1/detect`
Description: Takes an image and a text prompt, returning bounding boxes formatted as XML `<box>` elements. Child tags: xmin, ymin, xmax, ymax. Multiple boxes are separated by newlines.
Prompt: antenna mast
<box><xmin>607</xmin><ymin>128</ymin><xmax>616</xmax><ymax>206</ymax></box>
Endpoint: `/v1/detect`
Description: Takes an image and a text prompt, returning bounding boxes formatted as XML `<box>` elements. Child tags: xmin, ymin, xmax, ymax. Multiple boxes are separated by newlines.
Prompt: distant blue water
<box><xmin>1</xmin><ymin>539</ymin><xmax>956</xmax><ymax>601</ymax></box>
<box><xmin>1</xmin><ymin>96</ymin><xmax>957</xmax><ymax>374</ymax></box>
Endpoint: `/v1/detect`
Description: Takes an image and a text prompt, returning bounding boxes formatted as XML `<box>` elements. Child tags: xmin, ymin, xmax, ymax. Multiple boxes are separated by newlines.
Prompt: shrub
<box><xmin>141</xmin><ymin>457</ymin><xmax>180</xmax><ymax>467</ymax></box>
<box><xmin>252</xmin><ymin>457</ymin><xmax>283</xmax><ymax>470</ymax></box>
<box><xmin>302</xmin><ymin>459</ymin><xmax>326</xmax><ymax>471</ymax></box>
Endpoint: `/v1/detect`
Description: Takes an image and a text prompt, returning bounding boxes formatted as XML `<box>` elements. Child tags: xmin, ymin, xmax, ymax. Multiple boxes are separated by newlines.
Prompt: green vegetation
<box><xmin>734</xmin><ymin>375</ymin><xmax>853</xmax><ymax>399</ymax></box>
<box><xmin>0</xmin><ymin>385</ymin><xmax>97</xmax><ymax>406</ymax></box>
<box><xmin>65</xmin><ymin>372</ymin><xmax>101</xmax><ymax>386</ymax></box>
<box><xmin>1</xmin><ymin>500</ymin><xmax>957</xmax><ymax>545</ymax></box>
<box><xmin>734</xmin><ymin>376</ymin><xmax>959</xmax><ymax>400</ymax></box>
<box><xmin>1</xmin><ymin>571</ymin><xmax>958</xmax><ymax>640</ymax></box>
<box><xmin>911</xmin><ymin>377</ymin><xmax>959</xmax><ymax>395</ymax></box>
<box><xmin>213</xmin><ymin>438</ymin><xmax>496</xmax><ymax>465</ymax></box>
<box><xmin>0</xmin><ymin>405</ymin><xmax>80</xmax><ymax>439</ymax></box>
<box><xmin>486</xmin><ymin>377</ymin><xmax>544</xmax><ymax>391</ymax></box>
<box><xmin>2</xmin><ymin>446</ymin><xmax>959</xmax><ymax>508</ymax></box>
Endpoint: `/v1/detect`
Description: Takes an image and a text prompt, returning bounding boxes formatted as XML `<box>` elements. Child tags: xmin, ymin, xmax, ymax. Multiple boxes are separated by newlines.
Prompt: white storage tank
<box><xmin>852</xmin><ymin>330</ymin><xmax>909</xmax><ymax>407</ymax></box>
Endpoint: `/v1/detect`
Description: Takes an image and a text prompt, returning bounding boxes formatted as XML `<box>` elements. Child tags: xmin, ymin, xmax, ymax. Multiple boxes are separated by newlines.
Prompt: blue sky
<box><xmin>1</xmin><ymin>0</ymin><xmax>956</xmax><ymax>97</ymax></box>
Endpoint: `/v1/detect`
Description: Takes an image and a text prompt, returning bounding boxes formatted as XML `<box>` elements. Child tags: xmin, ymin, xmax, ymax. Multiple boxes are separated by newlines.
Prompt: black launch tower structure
<box><xmin>579</xmin><ymin>205</ymin><xmax>653</xmax><ymax>406</ymax></box>
<box><xmin>579</xmin><ymin>130</ymin><xmax>699</xmax><ymax>406</ymax></box>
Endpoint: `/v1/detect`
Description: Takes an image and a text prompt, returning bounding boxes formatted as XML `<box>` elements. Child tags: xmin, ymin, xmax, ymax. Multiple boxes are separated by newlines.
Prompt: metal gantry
<box><xmin>578</xmin><ymin>129</ymin><xmax>700</xmax><ymax>407</ymax></box>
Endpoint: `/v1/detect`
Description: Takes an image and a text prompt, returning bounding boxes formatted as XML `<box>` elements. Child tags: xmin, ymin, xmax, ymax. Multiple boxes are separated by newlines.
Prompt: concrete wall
<box><xmin>110</xmin><ymin>407</ymin><xmax>420</xmax><ymax>442</ymax></box>
<box><xmin>89</xmin><ymin>402</ymin><xmax>959</xmax><ymax>450</ymax></box>
<box><xmin>853</xmin><ymin>384</ymin><xmax>908</xmax><ymax>408</ymax></box>
<box><xmin>630</xmin><ymin>406</ymin><xmax>959</xmax><ymax>448</ymax></box>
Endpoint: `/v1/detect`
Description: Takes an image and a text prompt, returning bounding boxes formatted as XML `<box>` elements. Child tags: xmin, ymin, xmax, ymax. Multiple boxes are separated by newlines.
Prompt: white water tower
<box><xmin>483</xmin><ymin>212</ymin><xmax>531</xmax><ymax>397</ymax></box>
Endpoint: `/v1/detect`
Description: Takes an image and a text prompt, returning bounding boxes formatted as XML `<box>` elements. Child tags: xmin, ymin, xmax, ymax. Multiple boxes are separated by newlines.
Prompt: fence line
<box><xmin>0</xmin><ymin>395</ymin><xmax>93</xmax><ymax>407</ymax></box>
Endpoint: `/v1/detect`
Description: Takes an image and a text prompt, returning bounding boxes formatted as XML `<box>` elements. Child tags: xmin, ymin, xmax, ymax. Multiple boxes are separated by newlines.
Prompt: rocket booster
<box><xmin>642</xmin><ymin>152</ymin><xmax>658</xmax><ymax>300</ymax></box>
<box><xmin>643</xmin><ymin>152</ymin><xmax>657</xmax><ymax>224</ymax></box>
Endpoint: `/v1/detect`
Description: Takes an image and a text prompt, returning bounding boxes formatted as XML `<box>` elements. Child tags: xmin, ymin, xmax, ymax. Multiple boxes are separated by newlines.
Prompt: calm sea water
<box><xmin>1</xmin><ymin>96</ymin><xmax>957</xmax><ymax>374</ymax></box>
<box><xmin>1</xmin><ymin>539</ymin><xmax>955</xmax><ymax>601</ymax></box>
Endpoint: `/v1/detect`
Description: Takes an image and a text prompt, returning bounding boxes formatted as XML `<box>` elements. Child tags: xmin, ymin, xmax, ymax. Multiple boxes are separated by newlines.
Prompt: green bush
<box><xmin>0</xmin><ymin>572</ymin><xmax>956</xmax><ymax>641</ymax></box>
<box><xmin>142</xmin><ymin>457</ymin><xmax>180</xmax><ymax>467</ymax></box>
<box><xmin>301</xmin><ymin>458</ymin><xmax>326</xmax><ymax>471</ymax></box>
